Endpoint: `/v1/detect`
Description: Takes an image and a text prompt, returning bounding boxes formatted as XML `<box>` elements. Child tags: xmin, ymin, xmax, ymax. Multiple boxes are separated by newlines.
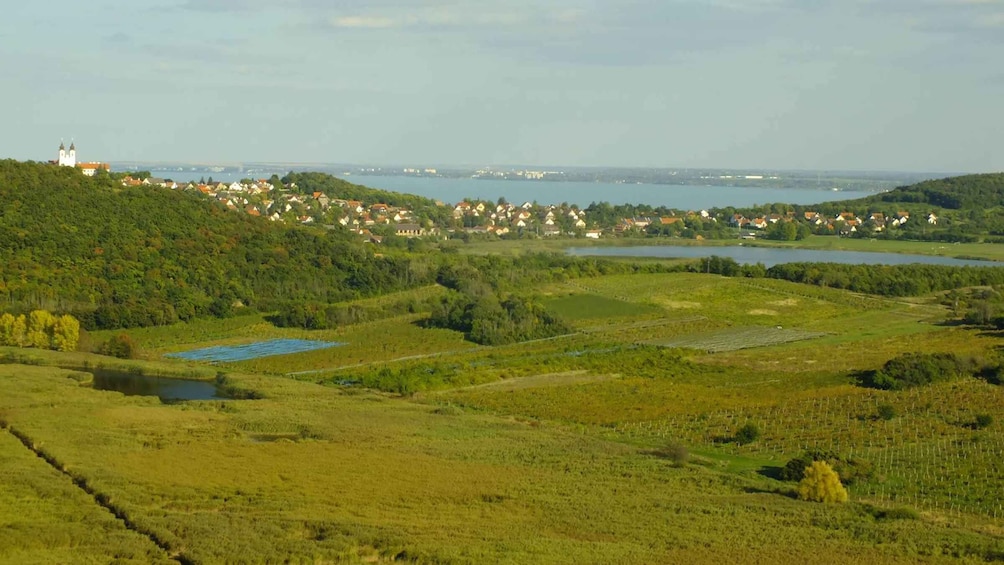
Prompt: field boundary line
<box><xmin>0</xmin><ymin>421</ymin><xmax>192</xmax><ymax>564</ymax></box>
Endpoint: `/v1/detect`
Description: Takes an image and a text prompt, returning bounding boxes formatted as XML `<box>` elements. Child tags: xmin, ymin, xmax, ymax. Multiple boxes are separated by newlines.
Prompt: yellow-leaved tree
<box><xmin>797</xmin><ymin>460</ymin><xmax>849</xmax><ymax>503</ymax></box>
<box><xmin>51</xmin><ymin>315</ymin><xmax>80</xmax><ymax>352</ymax></box>
<box><xmin>0</xmin><ymin>313</ymin><xmax>16</xmax><ymax>346</ymax></box>
<box><xmin>11</xmin><ymin>314</ymin><xmax>27</xmax><ymax>347</ymax></box>
<box><xmin>26</xmin><ymin>310</ymin><xmax>56</xmax><ymax>349</ymax></box>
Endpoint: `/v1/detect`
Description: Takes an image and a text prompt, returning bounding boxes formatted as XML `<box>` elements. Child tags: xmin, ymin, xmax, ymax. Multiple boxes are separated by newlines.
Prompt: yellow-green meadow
<box><xmin>2</xmin><ymin>271</ymin><xmax>1003</xmax><ymax>563</ymax></box>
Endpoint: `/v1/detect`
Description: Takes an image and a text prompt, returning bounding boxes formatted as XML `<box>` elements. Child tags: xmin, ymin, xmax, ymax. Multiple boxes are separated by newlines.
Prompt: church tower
<box><xmin>57</xmin><ymin>141</ymin><xmax>76</xmax><ymax>167</ymax></box>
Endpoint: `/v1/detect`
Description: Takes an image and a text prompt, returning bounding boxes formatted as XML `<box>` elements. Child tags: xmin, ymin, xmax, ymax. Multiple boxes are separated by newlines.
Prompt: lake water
<box><xmin>166</xmin><ymin>338</ymin><xmax>344</xmax><ymax>363</ymax></box>
<box><xmin>336</xmin><ymin>175</ymin><xmax>876</xmax><ymax>209</ymax></box>
<box><xmin>149</xmin><ymin>169</ymin><xmax>877</xmax><ymax>209</ymax></box>
<box><xmin>89</xmin><ymin>369</ymin><xmax>224</xmax><ymax>401</ymax></box>
<box><xmin>567</xmin><ymin>245</ymin><xmax>1000</xmax><ymax>268</ymax></box>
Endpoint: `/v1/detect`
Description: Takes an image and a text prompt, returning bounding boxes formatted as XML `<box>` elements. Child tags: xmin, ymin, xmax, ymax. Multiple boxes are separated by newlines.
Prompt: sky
<box><xmin>2</xmin><ymin>0</ymin><xmax>1002</xmax><ymax>172</ymax></box>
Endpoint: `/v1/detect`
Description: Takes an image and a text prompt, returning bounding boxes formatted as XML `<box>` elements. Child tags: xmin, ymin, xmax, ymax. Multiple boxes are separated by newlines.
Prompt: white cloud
<box><xmin>330</xmin><ymin>15</ymin><xmax>400</xmax><ymax>29</ymax></box>
<box><xmin>975</xmin><ymin>11</ymin><xmax>1004</xmax><ymax>26</ymax></box>
<box><xmin>326</xmin><ymin>6</ymin><xmax>535</xmax><ymax>30</ymax></box>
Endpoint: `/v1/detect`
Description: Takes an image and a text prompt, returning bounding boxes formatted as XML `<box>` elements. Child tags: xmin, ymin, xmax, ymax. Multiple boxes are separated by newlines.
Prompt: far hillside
<box><xmin>280</xmin><ymin>171</ymin><xmax>454</xmax><ymax>227</ymax></box>
<box><xmin>860</xmin><ymin>173</ymin><xmax>1004</xmax><ymax>210</ymax></box>
<box><xmin>726</xmin><ymin>172</ymin><xmax>1004</xmax><ymax>242</ymax></box>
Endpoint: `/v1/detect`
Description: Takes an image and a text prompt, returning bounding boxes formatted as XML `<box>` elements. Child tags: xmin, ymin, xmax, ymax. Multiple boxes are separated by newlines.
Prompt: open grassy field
<box><xmin>2</xmin><ymin>271</ymin><xmax>1004</xmax><ymax>563</ymax></box>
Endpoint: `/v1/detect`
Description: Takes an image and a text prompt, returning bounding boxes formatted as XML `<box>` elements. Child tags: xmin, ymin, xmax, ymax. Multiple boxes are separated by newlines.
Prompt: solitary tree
<box><xmin>797</xmin><ymin>461</ymin><xmax>849</xmax><ymax>503</ymax></box>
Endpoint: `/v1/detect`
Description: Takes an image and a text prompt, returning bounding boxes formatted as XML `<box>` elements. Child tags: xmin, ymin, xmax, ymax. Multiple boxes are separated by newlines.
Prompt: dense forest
<box><xmin>863</xmin><ymin>174</ymin><xmax>1004</xmax><ymax>210</ymax></box>
<box><xmin>0</xmin><ymin>161</ymin><xmax>434</xmax><ymax>328</ymax></box>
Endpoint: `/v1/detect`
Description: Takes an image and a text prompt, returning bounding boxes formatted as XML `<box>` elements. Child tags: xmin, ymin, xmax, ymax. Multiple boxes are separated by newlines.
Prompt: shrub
<box><xmin>780</xmin><ymin>450</ymin><xmax>836</xmax><ymax>481</ymax></box>
<box><xmin>797</xmin><ymin>461</ymin><xmax>849</xmax><ymax>503</ymax></box>
<box><xmin>653</xmin><ymin>443</ymin><xmax>690</xmax><ymax>466</ymax></box>
<box><xmin>734</xmin><ymin>423</ymin><xmax>760</xmax><ymax>445</ymax></box>
<box><xmin>98</xmin><ymin>334</ymin><xmax>138</xmax><ymax>359</ymax></box>
<box><xmin>876</xmin><ymin>404</ymin><xmax>897</xmax><ymax>420</ymax></box>
<box><xmin>973</xmin><ymin>414</ymin><xmax>994</xmax><ymax>430</ymax></box>
<box><xmin>780</xmin><ymin>450</ymin><xmax>872</xmax><ymax>485</ymax></box>
<box><xmin>874</xmin><ymin>507</ymin><xmax>920</xmax><ymax>520</ymax></box>
<box><xmin>978</xmin><ymin>364</ymin><xmax>1003</xmax><ymax>385</ymax></box>
<box><xmin>860</xmin><ymin>352</ymin><xmax>974</xmax><ymax>390</ymax></box>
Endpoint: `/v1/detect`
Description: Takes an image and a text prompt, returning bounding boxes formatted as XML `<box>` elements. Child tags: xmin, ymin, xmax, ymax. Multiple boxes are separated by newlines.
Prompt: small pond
<box><xmin>165</xmin><ymin>338</ymin><xmax>344</xmax><ymax>363</ymax></box>
<box><xmin>89</xmin><ymin>368</ymin><xmax>225</xmax><ymax>401</ymax></box>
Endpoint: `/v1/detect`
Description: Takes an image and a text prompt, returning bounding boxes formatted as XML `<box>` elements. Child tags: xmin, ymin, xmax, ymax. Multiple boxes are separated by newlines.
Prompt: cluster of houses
<box><xmin>120</xmin><ymin>176</ymin><xmax>429</xmax><ymax>238</ymax></box>
<box><xmin>729</xmin><ymin>209</ymin><xmax>937</xmax><ymax>236</ymax></box>
<box><xmin>613</xmin><ymin>210</ymin><xmax>714</xmax><ymax>233</ymax></box>
<box><xmin>122</xmin><ymin>174</ymin><xmax>944</xmax><ymax>243</ymax></box>
<box><xmin>450</xmin><ymin>200</ymin><xmax>596</xmax><ymax>237</ymax></box>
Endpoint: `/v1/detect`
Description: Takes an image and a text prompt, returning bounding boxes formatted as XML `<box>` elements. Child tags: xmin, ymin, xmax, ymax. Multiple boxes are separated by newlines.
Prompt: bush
<box><xmin>877</xmin><ymin>404</ymin><xmax>897</xmax><ymax>420</ymax></box>
<box><xmin>653</xmin><ymin>443</ymin><xmax>690</xmax><ymax>466</ymax></box>
<box><xmin>734</xmin><ymin>423</ymin><xmax>760</xmax><ymax>445</ymax></box>
<box><xmin>780</xmin><ymin>450</ymin><xmax>873</xmax><ymax>485</ymax></box>
<box><xmin>978</xmin><ymin>364</ymin><xmax>1003</xmax><ymax>385</ymax></box>
<box><xmin>973</xmin><ymin>414</ymin><xmax>994</xmax><ymax>430</ymax></box>
<box><xmin>860</xmin><ymin>352</ymin><xmax>974</xmax><ymax>390</ymax></box>
<box><xmin>780</xmin><ymin>450</ymin><xmax>836</xmax><ymax>481</ymax></box>
<box><xmin>874</xmin><ymin>506</ymin><xmax>920</xmax><ymax>520</ymax></box>
<box><xmin>97</xmin><ymin>334</ymin><xmax>138</xmax><ymax>359</ymax></box>
<box><xmin>797</xmin><ymin>461</ymin><xmax>849</xmax><ymax>503</ymax></box>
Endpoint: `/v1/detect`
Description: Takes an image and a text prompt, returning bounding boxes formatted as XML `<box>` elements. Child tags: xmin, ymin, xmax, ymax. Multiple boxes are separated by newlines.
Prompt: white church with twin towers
<box><xmin>53</xmin><ymin>141</ymin><xmax>110</xmax><ymax>176</ymax></box>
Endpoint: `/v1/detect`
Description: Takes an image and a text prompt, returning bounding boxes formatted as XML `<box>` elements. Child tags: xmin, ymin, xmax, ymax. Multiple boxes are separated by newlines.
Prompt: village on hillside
<box><xmin>120</xmin><ymin>173</ymin><xmax>940</xmax><ymax>245</ymax></box>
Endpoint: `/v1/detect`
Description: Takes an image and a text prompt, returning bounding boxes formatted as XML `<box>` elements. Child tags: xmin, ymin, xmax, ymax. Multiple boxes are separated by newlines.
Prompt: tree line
<box><xmin>0</xmin><ymin>310</ymin><xmax>79</xmax><ymax>352</ymax></box>
<box><xmin>694</xmin><ymin>255</ymin><xmax>1004</xmax><ymax>297</ymax></box>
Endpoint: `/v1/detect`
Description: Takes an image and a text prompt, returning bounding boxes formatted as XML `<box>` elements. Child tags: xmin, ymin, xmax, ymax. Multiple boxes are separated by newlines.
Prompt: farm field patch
<box><xmin>648</xmin><ymin>326</ymin><xmax>828</xmax><ymax>352</ymax></box>
<box><xmin>543</xmin><ymin>293</ymin><xmax>663</xmax><ymax>322</ymax></box>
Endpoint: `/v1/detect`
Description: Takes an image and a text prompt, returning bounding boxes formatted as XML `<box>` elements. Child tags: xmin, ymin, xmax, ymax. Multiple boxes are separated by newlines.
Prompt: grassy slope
<box><xmin>0</xmin><ymin>367</ymin><xmax>173</xmax><ymax>564</ymax></box>
<box><xmin>1</xmin><ymin>272</ymin><xmax>1003</xmax><ymax>562</ymax></box>
<box><xmin>1</xmin><ymin>364</ymin><xmax>1000</xmax><ymax>564</ymax></box>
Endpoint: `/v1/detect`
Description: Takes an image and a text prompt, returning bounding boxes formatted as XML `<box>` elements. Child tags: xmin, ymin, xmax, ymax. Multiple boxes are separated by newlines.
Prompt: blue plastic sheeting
<box><xmin>166</xmin><ymin>338</ymin><xmax>344</xmax><ymax>362</ymax></box>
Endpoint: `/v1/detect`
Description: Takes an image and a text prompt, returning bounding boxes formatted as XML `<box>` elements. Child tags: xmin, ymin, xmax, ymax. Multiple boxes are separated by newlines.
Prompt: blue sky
<box><xmin>3</xmin><ymin>0</ymin><xmax>1002</xmax><ymax>172</ymax></box>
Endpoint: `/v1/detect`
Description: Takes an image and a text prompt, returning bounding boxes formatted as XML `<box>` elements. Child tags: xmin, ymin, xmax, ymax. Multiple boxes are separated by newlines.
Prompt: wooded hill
<box><xmin>733</xmin><ymin>173</ymin><xmax>1004</xmax><ymax>241</ymax></box>
<box><xmin>0</xmin><ymin>160</ymin><xmax>433</xmax><ymax>329</ymax></box>
<box><xmin>860</xmin><ymin>173</ymin><xmax>1004</xmax><ymax>210</ymax></box>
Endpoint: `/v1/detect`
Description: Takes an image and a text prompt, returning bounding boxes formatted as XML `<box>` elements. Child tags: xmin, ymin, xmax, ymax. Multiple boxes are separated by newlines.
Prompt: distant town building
<box><xmin>53</xmin><ymin>141</ymin><xmax>110</xmax><ymax>176</ymax></box>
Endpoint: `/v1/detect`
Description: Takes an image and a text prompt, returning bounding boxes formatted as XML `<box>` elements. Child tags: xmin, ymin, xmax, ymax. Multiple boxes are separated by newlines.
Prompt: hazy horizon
<box><xmin>3</xmin><ymin>1</ymin><xmax>1002</xmax><ymax>173</ymax></box>
<box><xmin>111</xmin><ymin>159</ymin><xmax>965</xmax><ymax>176</ymax></box>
